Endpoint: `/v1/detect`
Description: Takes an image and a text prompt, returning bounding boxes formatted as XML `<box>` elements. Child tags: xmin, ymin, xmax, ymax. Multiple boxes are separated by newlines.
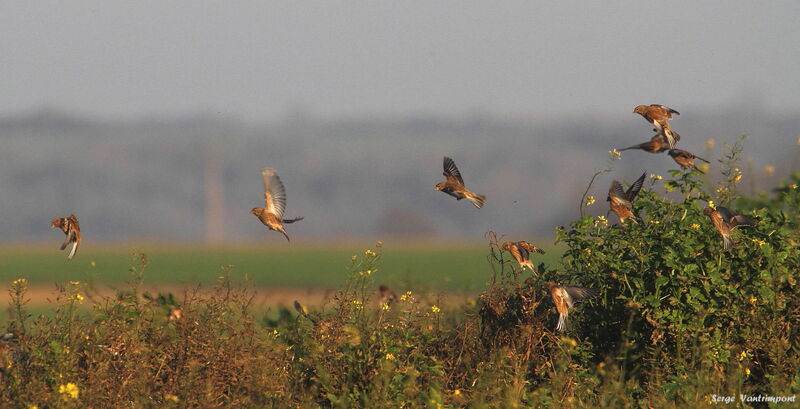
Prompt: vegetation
<box><xmin>2</xmin><ymin>145</ymin><xmax>798</xmax><ymax>408</ymax></box>
<box><xmin>1</xmin><ymin>243</ymin><xmax>561</xmax><ymax>292</ymax></box>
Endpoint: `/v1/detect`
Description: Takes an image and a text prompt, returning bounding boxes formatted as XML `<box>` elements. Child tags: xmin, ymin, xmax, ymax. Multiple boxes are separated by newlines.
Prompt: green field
<box><xmin>0</xmin><ymin>240</ymin><xmax>562</xmax><ymax>291</ymax></box>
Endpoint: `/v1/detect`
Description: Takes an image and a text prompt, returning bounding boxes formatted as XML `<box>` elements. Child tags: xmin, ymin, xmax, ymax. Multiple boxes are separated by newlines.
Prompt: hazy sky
<box><xmin>2</xmin><ymin>1</ymin><xmax>799</xmax><ymax>120</ymax></box>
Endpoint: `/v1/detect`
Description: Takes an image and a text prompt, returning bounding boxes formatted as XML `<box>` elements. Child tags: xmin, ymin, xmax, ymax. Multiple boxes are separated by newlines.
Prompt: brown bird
<box><xmin>633</xmin><ymin>104</ymin><xmax>680</xmax><ymax>149</ymax></box>
<box><xmin>607</xmin><ymin>172</ymin><xmax>646</xmax><ymax>224</ymax></box>
<box><xmin>434</xmin><ymin>156</ymin><xmax>486</xmax><ymax>208</ymax></box>
<box><xmin>50</xmin><ymin>214</ymin><xmax>82</xmax><ymax>260</ymax></box>
<box><xmin>702</xmin><ymin>206</ymin><xmax>756</xmax><ymax>249</ymax></box>
<box><xmin>501</xmin><ymin>241</ymin><xmax>545</xmax><ymax>272</ymax></box>
<box><xmin>378</xmin><ymin>285</ymin><xmax>398</xmax><ymax>306</ymax></box>
<box><xmin>668</xmin><ymin>149</ymin><xmax>709</xmax><ymax>173</ymax></box>
<box><xmin>293</xmin><ymin>300</ymin><xmax>320</xmax><ymax>325</ymax></box>
<box><xmin>619</xmin><ymin>132</ymin><xmax>681</xmax><ymax>153</ymax></box>
<box><xmin>251</xmin><ymin>168</ymin><xmax>304</xmax><ymax>241</ymax></box>
<box><xmin>545</xmin><ymin>281</ymin><xmax>599</xmax><ymax>332</ymax></box>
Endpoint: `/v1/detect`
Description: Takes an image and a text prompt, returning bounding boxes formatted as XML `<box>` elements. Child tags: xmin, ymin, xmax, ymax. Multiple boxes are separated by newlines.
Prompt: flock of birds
<box><xmin>48</xmin><ymin>104</ymin><xmax>757</xmax><ymax>332</ymax></box>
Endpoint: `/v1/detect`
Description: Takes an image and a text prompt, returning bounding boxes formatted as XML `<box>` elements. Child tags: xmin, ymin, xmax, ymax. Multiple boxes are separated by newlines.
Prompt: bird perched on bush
<box><xmin>545</xmin><ymin>282</ymin><xmax>599</xmax><ymax>332</ymax></box>
<box><xmin>618</xmin><ymin>132</ymin><xmax>680</xmax><ymax>154</ymax></box>
<box><xmin>703</xmin><ymin>206</ymin><xmax>756</xmax><ymax>249</ymax></box>
<box><xmin>633</xmin><ymin>104</ymin><xmax>680</xmax><ymax>149</ymax></box>
<box><xmin>607</xmin><ymin>172</ymin><xmax>646</xmax><ymax>224</ymax></box>
<box><xmin>50</xmin><ymin>214</ymin><xmax>82</xmax><ymax>260</ymax></box>
<box><xmin>434</xmin><ymin>156</ymin><xmax>486</xmax><ymax>208</ymax></box>
<box><xmin>251</xmin><ymin>168</ymin><xmax>304</xmax><ymax>241</ymax></box>
<box><xmin>668</xmin><ymin>149</ymin><xmax>709</xmax><ymax>173</ymax></box>
<box><xmin>501</xmin><ymin>241</ymin><xmax>545</xmax><ymax>272</ymax></box>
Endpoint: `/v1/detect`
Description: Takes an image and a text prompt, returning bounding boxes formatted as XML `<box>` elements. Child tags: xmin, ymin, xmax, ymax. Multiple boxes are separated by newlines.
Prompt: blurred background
<box><xmin>0</xmin><ymin>2</ymin><xmax>799</xmax><ymax>294</ymax></box>
<box><xmin>2</xmin><ymin>1</ymin><xmax>799</xmax><ymax>243</ymax></box>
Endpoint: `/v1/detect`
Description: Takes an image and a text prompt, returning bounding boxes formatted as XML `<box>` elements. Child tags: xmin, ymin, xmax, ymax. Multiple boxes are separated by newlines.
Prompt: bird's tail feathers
<box><xmin>556</xmin><ymin>314</ymin><xmax>567</xmax><ymax>332</ymax></box>
<box><xmin>67</xmin><ymin>241</ymin><xmax>78</xmax><ymax>260</ymax></box>
<box><xmin>466</xmin><ymin>192</ymin><xmax>486</xmax><ymax>209</ymax></box>
<box><xmin>280</xmin><ymin>229</ymin><xmax>291</xmax><ymax>242</ymax></box>
<box><xmin>723</xmin><ymin>234</ymin><xmax>735</xmax><ymax>250</ymax></box>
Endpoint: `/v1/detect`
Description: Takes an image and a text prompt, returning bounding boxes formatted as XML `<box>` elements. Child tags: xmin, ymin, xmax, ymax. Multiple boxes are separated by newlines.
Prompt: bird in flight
<box><xmin>545</xmin><ymin>281</ymin><xmax>599</xmax><ymax>332</ymax></box>
<box><xmin>618</xmin><ymin>132</ymin><xmax>680</xmax><ymax>154</ymax></box>
<box><xmin>50</xmin><ymin>214</ymin><xmax>82</xmax><ymax>260</ymax></box>
<box><xmin>501</xmin><ymin>241</ymin><xmax>545</xmax><ymax>272</ymax></box>
<box><xmin>607</xmin><ymin>172</ymin><xmax>646</xmax><ymax>224</ymax></box>
<box><xmin>668</xmin><ymin>149</ymin><xmax>709</xmax><ymax>173</ymax></box>
<box><xmin>251</xmin><ymin>168</ymin><xmax>304</xmax><ymax>241</ymax></box>
<box><xmin>434</xmin><ymin>156</ymin><xmax>486</xmax><ymax>208</ymax></box>
<box><xmin>633</xmin><ymin>104</ymin><xmax>680</xmax><ymax>149</ymax></box>
<box><xmin>702</xmin><ymin>206</ymin><xmax>756</xmax><ymax>249</ymax></box>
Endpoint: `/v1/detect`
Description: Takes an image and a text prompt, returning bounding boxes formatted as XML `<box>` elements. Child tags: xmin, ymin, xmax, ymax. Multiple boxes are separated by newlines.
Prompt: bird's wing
<box><xmin>718</xmin><ymin>207</ymin><xmax>756</xmax><ymax>228</ymax></box>
<box><xmin>68</xmin><ymin>215</ymin><xmax>80</xmax><ymax>232</ymax></box>
<box><xmin>564</xmin><ymin>286</ymin><xmax>599</xmax><ymax>303</ymax></box>
<box><xmin>261</xmin><ymin>168</ymin><xmax>287</xmax><ymax>219</ymax></box>
<box><xmin>443</xmin><ymin>156</ymin><xmax>464</xmax><ymax>186</ymax></box>
<box><xmin>625</xmin><ymin>172</ymin><xmax>647</xmax><ymax>202</ymax></box>
<box><xmin>517</xmin><ymin>241</ymin><xmax>545</xmax><ymax>254</ymax></box>
<box><xmin>660</xmin><ymin>105</ymin><xmax>680</xmax><ymax>116</ymax></box>
<box><xmin>608</xmin><ymin>180</ymin><xmax>627</xmax><ymax>202</ymax></box>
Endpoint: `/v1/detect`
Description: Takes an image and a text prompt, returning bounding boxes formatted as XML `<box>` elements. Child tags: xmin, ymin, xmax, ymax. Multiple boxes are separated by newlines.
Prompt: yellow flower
<box><xmin>69</xmin><ymin>281</ymin><xmax>80</xmax><ymax>286</ymax></box>
<box><xmin>749</xmin><ymin>296</ymin><xmax>757</xmax><ymax>306</ymax></box>
<box><xmin>453</xmin><ymin>389</ymin><xmax>462</xmax><ymax>396</ymax></box>
<box><xmin>90</xmin><ymin>261</ymin><xmax>96</xmax><ymax>267</ymax></box>
<box><xmin>690</xmin><ymin>224</ymin><xmax>700</xmax><ymax>229</ymax></box>
<box><xmin>707</xmin><ymin>200</ymin><xmax>716</xmax><ymax>210</ymax></box>
<box><xmin>584</xmin><ymin>248</ymin><xmax>591</xmax><ymax>254</ymax></box>
<box><xmin>560</xmin><ymin>337</ymin><xmax>577</xmax><ymax>347</ymax></box>
<box><xmin>734</xmin><ymin>174</ymin><xmax>742</xmax><ymax>182</ymax></box>
<box><xmin>385</xmin><ymin>353</ymin><xmax>395</xmax><ymax>360</ymax></box>
<box><xmin>27</xmin><ymin>405</ymin><xmax>38</xmax><ymax>409</ymax></box>
<box><xmin>431</xmin><ymin>305</ymin><xmax>441</xmax><ymax>314</ymax></box>
<box><xmin>359</xmin><ymin>269</ymin><xmax>373</xmax><ymax>277</ymax></box>
<box><xmin>764</xmin><ymin>165</ymin><xmax>775</xmax><ymax>175</ymax></box>
<box><xmin>400</xmin><ymin>291</ymin><xmax>413</xmax><ymax>302</ymax></box>
<box><xmin>11</xmin><ymin>278</ymin><xmax>28</xmax><ymax>287</ymax></box>
<box><xmin>585</xmin><ymin>195</ymin><xmax>595</xmax><ymax>206</ymax></box>
<box><xmin>706</xmin><ymin>138</ymin><xmax>716</xmax><ymax>150</ymax></box>
<box><xmin>649</xmin><ymin>220</ymin><xmax>660</xmax><ymax>224</ymax></box>
<box><xmin>364</xmin><ymin>249</ymin><xmax>377</xmax><ymax>257</ymax></box>
<box><xmin>609</xmin><ymin>149</ymin><xmax>621</xmax><ymax>158</ymax></box>
<box><xmin>380</xmin><ymin>303</ymin><xmax>390</xmax><ymax>311</ymax></box>
<box><xmin>791</xmin><ymin>184</ymin><xmax>798</xmax><ymax>189</ymax></box>
<box><xmin>649</xmin><ymin>174</ymin><xmax>663</xmax><ymax>180</ymax></box>
<box><xmin>58</xmin><ymin>382</ymin><xmax>79</xmax><ymax>400</ymax></box>
<box><xmin>73</xmin><ymin>294</ymin><xmax>84</xmax><ymax>303</ymax></box>
<box><xmin>751</xmin><ymin>238</ymin><xmax>766</xmax><ymax>246</ymax></box>
<box><xmin>165</xmin><ymin>394</ymin><xmax>179</xmax><ymax>403</ymax></box>
<box><xmin>699</xmin><ymin>163</ymin><xmax>710</xmax><ymax>172</ymax></box>
<box><xmin>745</xmin><ymin>368</ymin><xmax>751</xmax><ymax>376</ymax></box>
